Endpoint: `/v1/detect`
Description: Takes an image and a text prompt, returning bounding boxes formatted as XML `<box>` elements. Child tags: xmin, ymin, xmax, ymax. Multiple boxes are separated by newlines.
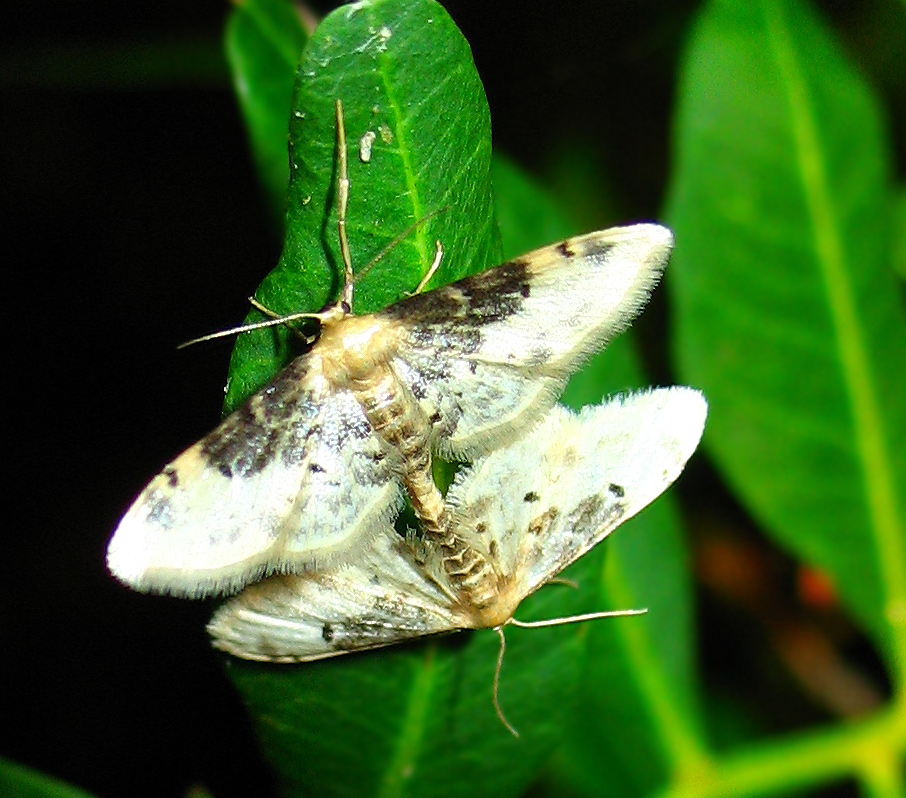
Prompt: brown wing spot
<box><xmin>163</xmin><ymin>466</ymin><xmax>179</xmax><ymax>488</ymax></box>
<box><xmin>608</xmin><ymin>483</ymin><xmax>625</xmax><ymax>498</ymax></box>
<box><xmin>556</xmin><ymin>240</ymin><xmax>576</xmax><ymax>259</ymax></box>
<box><xmin>528</xmin><ymin>507</ymin><xmax>559</xmax><ymax>536</ymax></box>
<box><xmin>523</xmin><ymin>491</ymin><xmax>540</xmax><ymax>502</ymax></box>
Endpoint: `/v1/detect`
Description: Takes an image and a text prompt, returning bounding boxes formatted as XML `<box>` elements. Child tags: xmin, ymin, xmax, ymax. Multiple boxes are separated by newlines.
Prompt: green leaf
<box><xmin>0</xmin><ymin>758</ymin><xmax>97</xmax><ymax>798</ymax></box>
<box><xmin>217</xmin><ymin>2</ymin><xmax>615</xmax><ymax>795</ymax></box>
<box><xmin>493</xmin><ymin>155</ymin><xmax>708</xmax><ymax>796</ymax></box>
<box><xmin>894</xmin><ymin>187</ymin><xmax>906</xmax><ymax>281</ymax></box>
<box><xmin>666</xmin><ymin>0</ymin><xmax>906</xmax><ymax>666</ymax></box>
<box><xmin>223</xmin><ymin>0</ymin><xmax>501</xmax><ymax>414</ymax></box>
<box><xmin>224</xmin><ymin>0</ymin><xmax>309</xmax><ymax>218</ymax></box>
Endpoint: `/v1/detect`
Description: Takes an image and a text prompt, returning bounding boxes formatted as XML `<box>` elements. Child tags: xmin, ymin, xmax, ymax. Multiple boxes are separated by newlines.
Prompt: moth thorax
<box><xmin>334</xmin><ymin>318</ymin><xmax>392</xmax><ymax>380</ymax></box>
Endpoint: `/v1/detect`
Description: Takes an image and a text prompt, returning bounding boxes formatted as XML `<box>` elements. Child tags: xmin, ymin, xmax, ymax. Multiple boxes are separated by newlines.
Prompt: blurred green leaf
<box><xmin>224</xmin><ymin>0</ymin><xmax>308</xmax><ymax>218</ymax></box>
<box><xmin>666</xmin><ymin>0</ymin><xmax>906</xmax><ymax>667</ymax></box>
<box><xmin>0</xmin><ymin>759</ymin><xmax>97</xmax><ymax>798</ymax></box>
<box><xmin>493</xmin><ymin>155</ymin><xmax>707</xmax><ymax>796</ymax></box>
<box><xmin>894</xmin><ymin>188</ymin><xmax>906</xmax><ymax>280</ymax></box>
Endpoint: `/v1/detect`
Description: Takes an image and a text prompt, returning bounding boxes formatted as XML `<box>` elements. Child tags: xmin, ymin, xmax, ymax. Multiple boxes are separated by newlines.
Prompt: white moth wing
<box><xmin>206</xmin><ymin>388</ymin><xmax>706</xmax><ymax>661</ymax></box>
<box><xmin>385</xmin><ymin>225</ymin><xmax>674</xmax><ymax>457</ymax></box>
<box><xmin>107</xmin><ymin>357</ymin><xmax>405</xmax><ymax>598</ymax></box>
<box><xmin>207</xmin><ymin>526</ymin><xmax>464</xmax><ymax>662</ymax></box>
<box><xmin>446</xmin><ymin>387</ymin><xmax>708</xmax><ymax>611</ymax></box>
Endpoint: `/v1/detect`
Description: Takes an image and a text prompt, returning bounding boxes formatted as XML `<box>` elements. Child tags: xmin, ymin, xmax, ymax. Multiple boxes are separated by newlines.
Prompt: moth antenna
<box><xmin>247</xmin><ymin>298</ymin><xmax>319</xmax><ymax>345</ymax></box>
<box><xmin>353</xmin><ymin>207</ymin><xmax>447</xmax><ymax>288</ymax></box>
<box><xmin>493</xmin><ymin>627</ymin><xmax>519</xmax><ymax>737</ymax></box>
<box><xmin>335</xmin><ymin>101</ymin><xmax>446</xmax><ymax>302</ymax></box>
<box><xmin>509</xmin><ymin>608</ymin><xmax>647</xmax><ymax>629</ymax></box>
<box><xmin>335</xmin><ymin>99</ymin><xmax>354</xmax><ymax>312</ymax></box>
<box><xmin>176</xmin><ymin>306</ymin><xmax>326</xmax><ymax>350</ymax></box>
<box><xmin>177</xmin><ymin>102</ymin><xmax>443</xmax><ymax>353</ymax></box>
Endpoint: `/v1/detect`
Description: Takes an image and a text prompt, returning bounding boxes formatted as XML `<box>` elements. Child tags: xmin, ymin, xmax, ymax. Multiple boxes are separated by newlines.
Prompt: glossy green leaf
<box><xmin>666</xmin><ymin>0</ymin><xmax>906</xmax><ymax>665</ymax></box>
<box><xmin>217</xmin><ymin>1</ymin><xmax>615</xmax><ymax>795</ymax></box>
<box><xmin>223</xmin><ymin>0</ymin><xmax>500</xmax><ymax>413</ymax></box>
<box><xmin>224</xmin><ymin>0</ymin><xmax>308</xmax><ymax>217</ymax></box>
<box><xmin>0</xmin><ymin>759</ymin><xmax>97</xmax><ymax>798</ymax></box>
<box><xmin>493</xmin><ymin>156</ymin><xmax>707</xmax><ymax>796</ymax></box>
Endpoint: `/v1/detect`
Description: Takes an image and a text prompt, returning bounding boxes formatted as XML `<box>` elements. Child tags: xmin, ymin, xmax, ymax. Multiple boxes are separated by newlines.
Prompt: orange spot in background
<box><xmin>797</xmin><ymin>567</ymin><xmax>837</xmax><ymax>610</ymax></box>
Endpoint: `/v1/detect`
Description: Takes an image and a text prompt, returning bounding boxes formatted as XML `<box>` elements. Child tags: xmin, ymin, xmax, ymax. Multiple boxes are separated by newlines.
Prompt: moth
<box><xmin>106</xmin><ymin>100</ymin><xmax>674</xmax><ymax>599</ymax></box>
<box><xmin>208</xmin><ymin>387</ymin><xmax>707</xmax><ymax>731</ymax></box>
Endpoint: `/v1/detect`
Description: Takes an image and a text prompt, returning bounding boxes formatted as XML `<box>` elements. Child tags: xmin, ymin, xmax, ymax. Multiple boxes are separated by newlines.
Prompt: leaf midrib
<box><xmin>762</xmin><ymin>0</ymin><xmax>906</xmax><ymax>678</ymax></box>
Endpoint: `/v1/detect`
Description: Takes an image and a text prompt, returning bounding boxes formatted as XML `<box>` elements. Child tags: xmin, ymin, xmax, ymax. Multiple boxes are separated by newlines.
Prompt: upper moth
<box><xmin>106</xmin><ymin>101</ymin><xmax>674</xmax><ymax>598</ymax></box>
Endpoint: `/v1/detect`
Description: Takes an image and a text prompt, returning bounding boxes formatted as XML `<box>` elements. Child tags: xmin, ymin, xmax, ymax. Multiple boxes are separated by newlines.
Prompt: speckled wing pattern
<box><xmin>107</xmin><ymin>224</ymin><xmax>672</xmax><ymax>599</ymax></box>
<box><xmin>387</xmin><ymin>225</ymin><xmax>673</xmax><ymax>456</ymax></box>
<box><xmin>107</xmin><ymin>358</ymin><xmax>405</xmax><ymax>598</ymax></box>
<box><xmin>446</xmin><ymin>387</ymin><xmax>709</xmax><ymax>610</ymax></box>
<box><xmin>206</xmin><ymin>528</ymin><xmax>464</xmax><ymax>662</ymax></box>
<box><xmin>207</xmin><ymin>388</ymin><xmax>707</xmax><ymax>662</ymax></box>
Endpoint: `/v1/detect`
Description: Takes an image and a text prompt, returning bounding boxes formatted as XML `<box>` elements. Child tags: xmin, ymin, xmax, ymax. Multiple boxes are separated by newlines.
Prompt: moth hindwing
<box><xmin>106</xmin><ymin>100</ymin><xmax>675</xmax><ymax>598</ymax></box>
<box><xmin>208</xmin><ymin>387</ymin><xmax>708</xmax><ymax>660</ymax></box>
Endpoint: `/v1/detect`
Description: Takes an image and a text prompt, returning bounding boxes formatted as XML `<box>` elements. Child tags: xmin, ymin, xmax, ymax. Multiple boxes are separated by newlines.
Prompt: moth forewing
<box><xmin>383</xmin><ymin>224</ymin><xmax>674</xmax><ymax>459</ymax></box>
<box><xmin>207</xmin><ymin>388</ymin><xmax>708</xmax><ymax>661</ymax></box>
<box><xmin>106</xmin><ymin>353</ymin><xmax>408</xmax><ymax>598</ymax></box>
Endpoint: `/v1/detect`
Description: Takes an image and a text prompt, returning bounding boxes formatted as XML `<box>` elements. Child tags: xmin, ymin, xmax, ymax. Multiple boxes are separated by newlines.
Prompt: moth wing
<box><xmin>207</xmin><ymin>528</ymin><xmax>463</xmax><ymax>661</ymax></box>
<box><xmin>446</xmin><ymin>387</ymin><xmax>707</xmax><ymax>605</ymax></box>
<box><xmin>386</xmin><ymin>225</ymin><xmax>673</xmax><ymax>457</ymax></box>
<box><xmin>107</xmin><ymin>357</ymin><xmax>404</xmax><ymax>598</ymax></box>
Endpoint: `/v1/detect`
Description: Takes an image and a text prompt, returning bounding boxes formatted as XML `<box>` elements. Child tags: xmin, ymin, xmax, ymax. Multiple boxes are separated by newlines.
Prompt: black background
<box><xmin>2</xmin><ymin>2</ymin><xmax>898</xmax><ymax>796</ymax></box>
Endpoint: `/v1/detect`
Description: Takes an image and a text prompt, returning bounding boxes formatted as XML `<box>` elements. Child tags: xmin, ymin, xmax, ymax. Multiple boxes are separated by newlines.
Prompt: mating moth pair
<box><xmin>107</xmin><ymin>101</ymin><xmax>706</xmax><ymax>730</ymax></box>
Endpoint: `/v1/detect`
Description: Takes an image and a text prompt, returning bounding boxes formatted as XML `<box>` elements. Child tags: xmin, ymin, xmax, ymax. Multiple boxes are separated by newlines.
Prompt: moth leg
<box><xmin>545</xmin><ymin>576</ymin><xmax>579</xmax><ymax>590</ymax></box>
<box><xmin>412</xmin><ymin>240</ymin><xmax>445</xmax><ymax>295</ymax></box>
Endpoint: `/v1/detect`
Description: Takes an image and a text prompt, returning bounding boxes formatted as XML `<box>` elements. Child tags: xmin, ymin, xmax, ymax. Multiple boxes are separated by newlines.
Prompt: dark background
<box><xmin>2</xmin><ymin>2</ymin><xmax>900</xmax><ymax>796</ymax></box>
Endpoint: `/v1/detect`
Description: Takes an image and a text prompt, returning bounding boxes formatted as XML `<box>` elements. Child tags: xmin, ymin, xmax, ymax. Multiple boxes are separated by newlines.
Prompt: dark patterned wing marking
<box><xmin>384</xmin><ymin>225</ymin><xmax>674</xmax><ymax>457</ymax></box>
<box><xmin>107</xmin><ymin>355</ymin><xmax>405</xmax><ymax>598</ymax></box>
<box><xmin>207</xmin><ymin>527</ymin><xmax>465</xmax><ymax>661</ymax></box>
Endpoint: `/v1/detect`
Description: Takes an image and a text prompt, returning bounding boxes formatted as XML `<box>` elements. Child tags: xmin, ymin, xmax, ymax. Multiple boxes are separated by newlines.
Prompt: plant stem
<box><xmin>659</xmin><ymin>707</ymin><xmax>906</xmax><ymax>798</ymax></box>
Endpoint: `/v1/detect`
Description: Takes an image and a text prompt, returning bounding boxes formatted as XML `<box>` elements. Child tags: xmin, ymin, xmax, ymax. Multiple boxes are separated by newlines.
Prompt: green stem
<box><xmin>660</xmin><ymin>707</ymin><xmax>906</xmax><ymax>798</ymax></box>
<box><xmin>860</xmin><ymin>744</ymin><xmax>906</xmax><ymax>798</ymax></box>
